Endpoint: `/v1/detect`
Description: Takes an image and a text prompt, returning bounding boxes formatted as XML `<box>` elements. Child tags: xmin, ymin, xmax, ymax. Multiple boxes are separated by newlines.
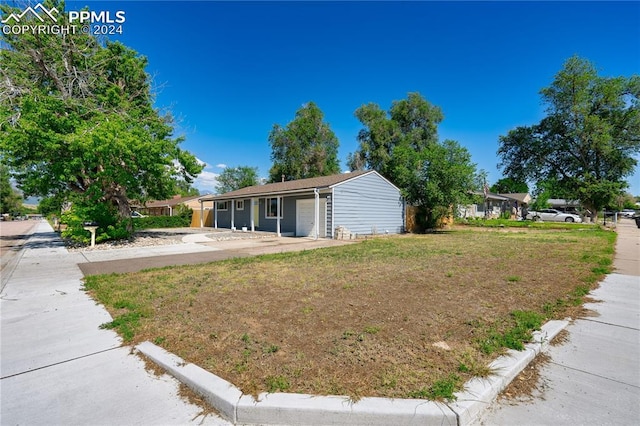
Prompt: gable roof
<box><xmin>199</xmin><ymin>170</ymin><xmax>382</xmax><ymax>201</ymax></box>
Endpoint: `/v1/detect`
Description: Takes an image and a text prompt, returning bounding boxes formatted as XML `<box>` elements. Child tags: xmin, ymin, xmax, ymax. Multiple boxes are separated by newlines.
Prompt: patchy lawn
<box><xmin>84</xmin><ymin>227</ymin><xmax>615</xmax><ymax>400</ymax></box>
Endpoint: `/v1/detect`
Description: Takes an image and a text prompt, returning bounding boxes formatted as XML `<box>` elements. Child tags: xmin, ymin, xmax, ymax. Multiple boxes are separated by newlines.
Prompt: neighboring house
<box><xmin>547</xmin><ymin>198</ymin><xmax>581</xmax><ymax>214</ymax></box>
<box><xmin>198</xmin><ymin>170</ymin><xmax>405</xmax><ymax>238</ymax></box>
<box><xmin>460</xmin><ymin>192</ymin><xmax>531</xmax><ymax>219</ymax></box>
<box><xmin>142</xmin><ymin>195</ymin><xmax>201</xmax><ymax>216</ymax></box>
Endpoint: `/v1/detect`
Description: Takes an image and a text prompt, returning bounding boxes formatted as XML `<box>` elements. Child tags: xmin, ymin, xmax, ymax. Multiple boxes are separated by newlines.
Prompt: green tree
<box><xmin>0</xmin><ymin>1</ymin><xmax>202</xmax><ymax>236</ymax></box>
<box><xmin>409</xmin><ymin>140</ymin><xmax>478</xmax><ymax>227</ymax></box>
<box><xmin>215</xmin><ymin>166</ymin><xmax>259</xmax><ymax>194</ymax></box>
<box><xmin>349</xmin><ymin>93</ymin><xmax>477</xmax><ymax>228</ymax></box>
<box><xmin>268</xmin><ymin>102</ymin><xmax>340</xmax><ymax>182</ymax></box>
<box><xmin>490</xmin><ymin>177</ymin><xmax>529</xmax><ymax>194</ymax></box>
<box><xmin>0</xmin><ymin>163</ymin><xmax>22</xmax><ymax>215</ymax></box>
<box><xmin>497</xmin><ymin>56</ymin><xmax>640</xmax><ymax>220</ymax></box>
<box><xmin>348</xmin><ymin>92</ymin><xmax>443</xmax><ymax>192</ymax></box>
<box><xmin>174</xmin><ymin>180</ymin><xmax>200</xmax><ymax>197</ymax></box>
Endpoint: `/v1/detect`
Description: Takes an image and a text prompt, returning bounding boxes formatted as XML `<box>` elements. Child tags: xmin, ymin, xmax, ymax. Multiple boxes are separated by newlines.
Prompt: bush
<box><xmin>59</xmin><ymin>199</ymin><xmax>133</xmax><ymax>244</ymax></box>
<box><xmin>134</xmin><ymin>214</ymin><xmax>191</xmax><ymax>230</ymax></box>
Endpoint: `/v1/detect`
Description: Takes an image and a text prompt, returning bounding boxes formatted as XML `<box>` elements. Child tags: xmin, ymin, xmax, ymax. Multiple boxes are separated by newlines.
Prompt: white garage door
<box><xmin>296</xmin><ymin>199</ymin><xmax>326</xmax><ymax>238</ymax></box>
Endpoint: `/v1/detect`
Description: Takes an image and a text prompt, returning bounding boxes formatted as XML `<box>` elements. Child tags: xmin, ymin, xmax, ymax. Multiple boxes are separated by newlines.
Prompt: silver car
<box><xmin>527</xmin><ymin>208</ymin><xmax>583</xmax><ymax>223</ymax></box>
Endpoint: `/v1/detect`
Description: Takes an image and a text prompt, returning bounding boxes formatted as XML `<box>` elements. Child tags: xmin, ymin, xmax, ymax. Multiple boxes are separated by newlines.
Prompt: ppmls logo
<box><xmin>1</xmin><ymin>3</ymin><xmax>59</xmax><ymax>24</ymax></box>
<box><xmin>2</xmin><ymin>3</ymin><xmax>126</xmax><ymax>36</ymax></box>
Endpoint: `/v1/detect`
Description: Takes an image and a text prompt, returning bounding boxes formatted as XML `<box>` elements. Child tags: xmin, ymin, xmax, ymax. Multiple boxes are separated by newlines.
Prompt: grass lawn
<box><xmin>84</xmin><ymin>225</ymin><xmax>615</xmax><ymax>400</ymax></box>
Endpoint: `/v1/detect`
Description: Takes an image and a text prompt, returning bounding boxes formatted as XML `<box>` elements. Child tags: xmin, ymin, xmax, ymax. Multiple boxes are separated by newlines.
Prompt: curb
<box><xmin>136</xmin><ymin>319</ymin><xmax>569</xmax><ymax>425</ymax></box>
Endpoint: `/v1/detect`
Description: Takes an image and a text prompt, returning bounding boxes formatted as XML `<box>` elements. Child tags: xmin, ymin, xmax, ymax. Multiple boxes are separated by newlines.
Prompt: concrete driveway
<box><xmin>77</xmin><ymin>229</ymin><xmax>355</xmax><ymax>275</ymax></box>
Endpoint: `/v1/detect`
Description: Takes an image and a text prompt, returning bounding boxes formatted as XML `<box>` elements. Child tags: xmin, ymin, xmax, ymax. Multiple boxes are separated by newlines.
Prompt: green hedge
<box><xmin>133</xmin><ymin>215</ymin><xmax>191</xmax><ymax>230</ymax></box>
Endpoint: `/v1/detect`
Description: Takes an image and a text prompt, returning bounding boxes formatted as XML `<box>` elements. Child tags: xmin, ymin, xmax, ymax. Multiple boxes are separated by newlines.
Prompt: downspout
<box><xmin>314</xmin><ymin>188</ymin><xmax>319</xmax><ymax>240</ymax></box>
<box><xmin>199</xmin><ymin>200</ymin><xmax>204</xmax><ymax>228</ymax></box>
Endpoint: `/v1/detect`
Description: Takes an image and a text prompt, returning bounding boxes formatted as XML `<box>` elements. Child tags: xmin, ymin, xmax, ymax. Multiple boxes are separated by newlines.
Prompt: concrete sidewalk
<box><xmin>475</xmin><ymin>218</ymin><xmax>640</xmax><ymax>425</ymax></box>
<box><xmin>0</xmin><ymin>221</ymin><xmax>230</xmax><ymax>425</ymax></box>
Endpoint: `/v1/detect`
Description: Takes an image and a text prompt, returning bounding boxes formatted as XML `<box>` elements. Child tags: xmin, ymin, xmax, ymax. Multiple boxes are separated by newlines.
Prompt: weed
<box><xmin>363</xmin><ymin>325</ymin><xmax>380</xmax><ymax>334</ymax></box>
<box><xmin>153</xmin><ymin>336</ymin><xmax>166</xmax><ymax>345</ymax></box>
<box><xmin>407</xmin><ymin>373</ymin><xmax>462</xmax><ymax>401</ymax></box>
<box><xmin>114</xmin><ymin>300</ymin><xmax>137</xmax><ymax>310</ymax></box>
<box><xmin>265</xmin><ymin>375</ymin><xmax>290</xmax><ymax>392</ymax></box>
<box><xmin>457</xmin><ymin>351</ymin><xmax>493</xmax><ymax>377</ymax></box>
<box><xmin>99</xmin><ymin>311</ymin><xmax>143</xmax><ymax>342</ymax></box>
<box><xmin>506</xmin><ymin>275</ymin><xmax>521</xmax><ymax>282</ymax></box>
<box><xmin>263</xmin><ymin>344</ymin><xmax>279</xmax><ymax>354</ymax></box>
<box><xmin>478</xmin><ymin>310</ymin><xmax>544</xmax><ymax>354</ymax></box>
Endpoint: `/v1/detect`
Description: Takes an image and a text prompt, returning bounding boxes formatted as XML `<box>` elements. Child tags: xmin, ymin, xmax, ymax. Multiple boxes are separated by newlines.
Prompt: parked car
<box><xmin>131</xmin><ymin>211</ymin><xmax>147</xmax><ymax>218</ymax></box>
<box><xmin>621</xmin><ymin>209</ymin><xmax>636</xmax><ymax>218</ymax></box>
<box><xmin>527</xmin><ymin>209</ymin><xmax>583</xmax><ymax>223</ymax></box>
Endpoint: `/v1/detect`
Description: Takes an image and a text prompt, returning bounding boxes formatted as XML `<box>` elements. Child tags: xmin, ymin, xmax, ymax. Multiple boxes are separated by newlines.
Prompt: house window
<box><xmin>265</xmin><ymin>197</ymin><xmax>283</xmax><ymax>218</ymax></box>
<box><xmin>235</xmin><ymin>200</ymin><xmax>244</xmax><ymax>211</ymax></box>
<box><xmin>216</xmin><ymin>201</ymin><xmax>228</xmax><ymax>211</ymax></box>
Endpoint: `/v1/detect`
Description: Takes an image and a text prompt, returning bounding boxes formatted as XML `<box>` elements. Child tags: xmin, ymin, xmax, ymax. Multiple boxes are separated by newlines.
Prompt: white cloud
<box><xmin>216</xmin><ymin>163</ymin><xmax>227</xmax><ymax>169</ymax></box>
<box><xmin>194</xmin><ymin>170</ymin><xmax>219</xmax><ymax>193</ymax></box>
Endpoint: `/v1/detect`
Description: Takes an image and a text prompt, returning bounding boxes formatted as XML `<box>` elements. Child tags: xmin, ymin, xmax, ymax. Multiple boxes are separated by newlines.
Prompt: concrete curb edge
<box><xmin>136</xmin><ymin>319</ymin><xmax>569</xmax><ymax>426</ymax></box>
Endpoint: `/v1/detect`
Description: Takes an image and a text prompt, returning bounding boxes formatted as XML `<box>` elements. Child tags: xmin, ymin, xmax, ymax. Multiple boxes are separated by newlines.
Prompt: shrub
<box><xmin>134</xmin><ymin>214</ymin><xmax>191</xmax><ymax>229</ymax></box>
<box><xmin>60</xmin><ymin>200</ymin><xmax>132</xmax><ymax>244</ymax></box>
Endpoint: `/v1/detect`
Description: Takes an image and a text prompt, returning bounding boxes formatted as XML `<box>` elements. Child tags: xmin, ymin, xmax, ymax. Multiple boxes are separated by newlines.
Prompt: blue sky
<box><xmin>63</xmin><ymin>0</ymin><xmax>639</xmax><ymax>195</ymax></box>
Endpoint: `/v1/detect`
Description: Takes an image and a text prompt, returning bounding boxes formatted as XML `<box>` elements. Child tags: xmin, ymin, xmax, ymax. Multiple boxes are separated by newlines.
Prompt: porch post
<box><xmin>214</xmin><ymin>201</ymin><xmax>218</xmax><ymax>229</ymax></box>
<box><xmin>276</xmin><ymin>196</ymin><xmax>281</xmax><ymax>237</ymax></box>
<box><xmin>231</xmin><ymin>199</ymin><xmax>235</xmax><ymax>230</ymax></box>
<box><xmin>314</xmin><ymin>189</ymin><xmax>319</xmax><ymax>240</ymax></box>
<box><xmin>250</xmin><ymin>198</ymin><xmax>255</xmax><ymax>232</ymax></box>
<box><xmin>199</xmin><ymin>200</ymin><xmax>204</xmax><ymax>228</ymax></box>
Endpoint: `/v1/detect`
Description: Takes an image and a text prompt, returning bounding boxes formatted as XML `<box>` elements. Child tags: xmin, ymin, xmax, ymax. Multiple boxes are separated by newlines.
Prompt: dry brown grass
<box><xmin>85</xmin><ymin>227</ymin><xmax>614</xmax><ymax>400</ymax></box>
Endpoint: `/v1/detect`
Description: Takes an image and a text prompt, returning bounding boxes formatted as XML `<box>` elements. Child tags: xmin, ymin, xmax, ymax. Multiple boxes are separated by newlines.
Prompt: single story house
<box><xmin>198</xmin><ymin>170</ymin><xmax>405</xmax><ymax>238</ymax></box>
<box><xmin>460</xmin><ymin>192</ymin><xmax>531</xmax><ymax>219</ymax></box>
<box><xmin>139</xmin><ymin>195</ymin><xmax>201</xmax><ymax>216</ymax></box>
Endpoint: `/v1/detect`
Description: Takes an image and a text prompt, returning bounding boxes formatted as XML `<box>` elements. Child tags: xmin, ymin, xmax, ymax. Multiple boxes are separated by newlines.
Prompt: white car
<box><xmin>527</xmin><ymin>209</ymin><xmax>583</xmax><ymax>223</ymax></box>
<box><xmin>621</xmin><ymin>209</ymin><xmax>636</xmax><ymax>218</ymax></box>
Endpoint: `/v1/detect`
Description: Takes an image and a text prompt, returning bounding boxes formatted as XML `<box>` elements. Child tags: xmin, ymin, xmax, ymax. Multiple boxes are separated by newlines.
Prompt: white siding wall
<box><xmin>332</xmin><ymin>172</ymin><xmax>404</xmax><ymax>235</ymax></box>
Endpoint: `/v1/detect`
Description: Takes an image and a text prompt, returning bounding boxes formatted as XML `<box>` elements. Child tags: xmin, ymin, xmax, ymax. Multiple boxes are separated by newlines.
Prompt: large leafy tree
<box><xmin>215</xmin><ymin>166</ymin><xmax>259</xmax><ymax>194</ymax></box>
<box><xmin>349</xmin><ymin>92</ymin><xmax>477</xmax><ymax>227</ymax></box>
<box><xmin>490</xmin><ymin>177</ymin><xmax>529</xmax><ymax>194</ymax></box>
<box><xmin>0</xmin><ymin>0</ymin><xmax>202</xmax><ymax>233</ymax></box>
<box><xmin>0</xmin><ymin>162</ymin><xmax>22</xmax><ymax>215</ymax></box>
<box><xmin>498</xmin><ymin>56</ymin><xmax>639</xmax><ymax>219</ymax></box>
<box><xmin>268</xmin><ymin>102</ymin><xmax>340</xmax><ymax>182</ymax></box>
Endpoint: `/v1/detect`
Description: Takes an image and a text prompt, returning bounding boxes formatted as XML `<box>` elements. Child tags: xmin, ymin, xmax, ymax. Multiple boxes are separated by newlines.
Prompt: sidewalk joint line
<box><xmin>548</xmin><ymin>361</ymin><xmax>640</xmax><ymax>389</ymax></box>
<box><xmin>582</xmin><ymin>317</ymin><xmax>640</xmax><ymax>331</ymax></box>
<box><xmin>0</xmin><ymin>346</ymin><xmax>121</xmax><ymax>380</ymax></box>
